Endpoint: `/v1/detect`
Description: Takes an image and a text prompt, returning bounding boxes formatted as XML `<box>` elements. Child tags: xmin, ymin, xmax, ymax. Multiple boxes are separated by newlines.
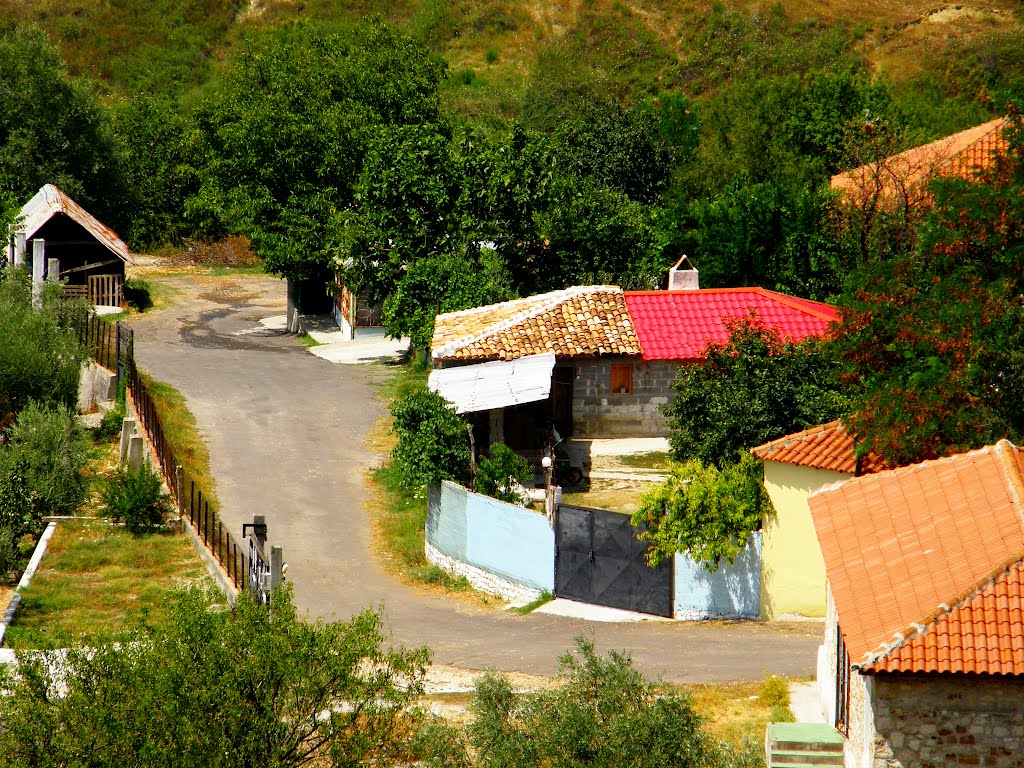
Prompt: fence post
<box><xmin>175</xmin><ymin>466</ymin><xmax>184</xmax><ymax>514</ymax></box>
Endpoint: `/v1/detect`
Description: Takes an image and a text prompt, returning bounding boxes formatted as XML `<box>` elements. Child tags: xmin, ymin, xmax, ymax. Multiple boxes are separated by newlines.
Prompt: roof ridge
<box><xmin>995</xmin><ymin>439</ymin><xmax>1024</xmax><ymax>536</ymax></box>
<box><xmin>432</xmin><ymin>285</ymin><xmax>623</xmax><ymax>359</ymax></box>
<box><xmin>750</xmin><ymin>419</ymin><xmax>845</xmax><ymax>457</ymax></box>
<box><xmin>931</xmin><ymin>117</ymin><xmax>1010</xmax><ymax>177</ymax></box>
<box><xmin>856</xmin><ymin>549</ymin><xmax>1024</xmax><ymax>671</ymax></box>
<box><xmin>756</xmin><ymin>289</ymin><xmax>839</xmax><ymax>322</ymax></box>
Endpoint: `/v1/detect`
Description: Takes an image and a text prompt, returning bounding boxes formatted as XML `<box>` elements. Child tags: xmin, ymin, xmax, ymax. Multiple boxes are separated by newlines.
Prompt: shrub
<box><xmin>0</xmin><ymin>526</ymin><xmax>17</xmax><ymax>580</ymax></box>
<box><xmin>101</xmin><ymin>463</ymin><xmax>173</xmax><ymax>534</ymax></box>
<box><xmin>0</xmin><ymin>402</ymin><xmax>89</xmax><ymax>525</ymax></box>
<box><xmin>485</xmin><ymin>46</ymin><xmax>499</xmax><ymax>64</ymax></box>
<box><xmin>94</xmin><ymin>404</ymin><xmax>126</xmax><ymax>440</ymax></box>
<box><xmin>390</xmin><ymin>389</ymin><xmax>471</xmax><ymax>489</ymax></box>
<box><xmin>475</xmin><ymin>443</ymin><xmax>533</xmax><ymax>504</ymax></box>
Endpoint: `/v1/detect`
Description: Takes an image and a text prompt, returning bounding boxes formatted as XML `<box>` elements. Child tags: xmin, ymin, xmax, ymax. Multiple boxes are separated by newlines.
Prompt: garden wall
<box><xmin>426</xmin><ymin>481</ymin><xmax>554</xmax><ymax>601</ymax></box>
<box><xmin>673</xmin><ymin>533</ymin><xmax>762</xmax><ymax>620</ymax></box>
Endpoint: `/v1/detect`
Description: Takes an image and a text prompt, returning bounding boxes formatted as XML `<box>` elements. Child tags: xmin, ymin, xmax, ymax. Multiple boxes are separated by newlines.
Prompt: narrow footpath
<box><xmin>129</xmin><ymin>273</ymin><xmax>821</xmax><ymax>682</ymax></box>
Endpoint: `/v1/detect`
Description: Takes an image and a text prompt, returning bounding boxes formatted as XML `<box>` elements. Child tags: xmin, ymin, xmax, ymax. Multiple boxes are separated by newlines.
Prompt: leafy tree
<box><xmin>0</xmin><ymin>270</ymin><xmax>85</xmax><ymax>427</ymax></box>
<box><xmin>835</xmin><ymin>114</ymin><xmax>1024</xmax><ymax>465</ymax></box>
<box><xmin>197</xmin><ymin>20</ymin><xmax>448</xmax><ymax>283</ymax></box>
<box><xmin>632</xmin><ymin>454</ymin><xmax>772</xmax><ymax>569</ymax></box>
<box><xmin>390</xmin><ymin>389</ymin><xmax>471</xmax><ymax>489</ymax></box>
<box><xmin>475</xmin><ymin>443</ymin><xmax>533</xmax><ymax>504</ymax></box>
<box><xmin>437</xmin><ymin>636</ymin><xmax>761</xmax><ymax>768</ymax></box>
<box><xmin>0</xmin><ymin>586</ymin><xmax>431</xmax><ymax>768</ymax></box>
<box><xmin>0</xmin><ymin>402</ymin><xmax>89</xmax><ymax>525</ymax></box>
<box><xmin>666</xmin><ymin>318</ymin><xmax>848</xmax><ymax>468</ymax></box>
<box><xmin>0</xmin><ymin>27</ymin><xmax>125</xmax><ymax>231</ymax></box>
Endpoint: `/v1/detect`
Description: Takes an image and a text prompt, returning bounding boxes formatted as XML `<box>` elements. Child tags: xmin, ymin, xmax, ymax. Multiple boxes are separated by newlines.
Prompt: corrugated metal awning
<box><xmin>428</xmin><ymin>352</ymin><xmax>556</xmax><ymax>414</ymax></box>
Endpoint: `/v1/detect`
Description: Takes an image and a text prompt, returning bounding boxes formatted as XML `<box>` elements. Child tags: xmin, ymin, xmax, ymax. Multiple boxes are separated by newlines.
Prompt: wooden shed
<box><xmin>7</xmin><ymin>184</ymin><xmax>130</xmax><ymax>306</ymax></box>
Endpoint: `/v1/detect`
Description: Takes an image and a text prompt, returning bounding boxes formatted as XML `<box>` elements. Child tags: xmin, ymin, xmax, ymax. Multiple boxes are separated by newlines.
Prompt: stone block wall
<box><xmin>572</xmin><ymin>356</ymin><xmax>682</xmax><ymax>437</ymax></box>
<box><xmin>871</xmin><ymin>674</ymin><xmax>1024</xmax><ymax>767</ymax></box>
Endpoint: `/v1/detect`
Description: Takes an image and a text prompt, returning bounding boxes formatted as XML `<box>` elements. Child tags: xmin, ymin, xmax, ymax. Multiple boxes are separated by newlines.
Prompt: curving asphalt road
<box><xmin>129</xmin><ymin>273</ymin><xmax>821</xmax><ymax>683</ymax></box>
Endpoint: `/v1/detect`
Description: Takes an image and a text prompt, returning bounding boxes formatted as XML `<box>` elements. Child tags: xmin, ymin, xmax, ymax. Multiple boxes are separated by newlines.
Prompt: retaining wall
<box><xmin>673</xmin><ymin>532</ymin><xmax>762</xmax><ymax>619</ymax></box>
<box><xmin>426</xmin><ymin>481</ymin><xmax>554</xmax><ymax>600</ymax></box>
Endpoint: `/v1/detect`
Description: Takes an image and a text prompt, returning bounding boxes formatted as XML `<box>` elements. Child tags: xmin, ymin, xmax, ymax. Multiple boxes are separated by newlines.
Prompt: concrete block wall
<box><xmin>572</xmin><ymin>357</ymin><xmax>681</xmax><ymax>437</ymax></box>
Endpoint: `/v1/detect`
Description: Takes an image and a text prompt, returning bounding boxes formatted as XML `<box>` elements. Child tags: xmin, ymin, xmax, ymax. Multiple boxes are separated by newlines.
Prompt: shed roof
<box><xmin>623</xmin><ymin>288</ymin><xmax>837</xmax><ymax>361</ymax></box>
<box><xmin>809</xmin><ymin>440</ymin><xmax>1024</xmax><ymax>674</ymax></box>
<box><xmin>830</xmin><ymin>117</ymin><xmax>1009</xmax><ymax>206</ymax></box>
<box><xmin>15</xmin><ymin>184</ymin><xmax>130</xmax><ymax>262</ymax></box>
<box><xmin>751</xmin><ymin>420</ymin><xmax>886</xmax><ymax>476</ymax></box>
<box><xmin>427</xmin><ymin>353</ymin><xmax>556</xmax><ymax>413</ymax></box>
<box><xmin>431</xmin><ymin>286</ymin><xmax>641</xmax><ymax>362</ymax></box>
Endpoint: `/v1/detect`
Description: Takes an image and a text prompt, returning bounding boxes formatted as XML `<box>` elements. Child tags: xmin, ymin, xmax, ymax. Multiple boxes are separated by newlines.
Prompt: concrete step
<box><xmin>766</xmin><ymin>723</ymin><xmax>844</xmax><ymax>768</ymax></box>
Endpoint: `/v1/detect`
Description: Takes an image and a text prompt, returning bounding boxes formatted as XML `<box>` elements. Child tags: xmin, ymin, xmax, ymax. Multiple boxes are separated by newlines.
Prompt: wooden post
<box><xmin>13</xmin><ymin>233</ymin><xmax>25</xmax><ymax>267</ymax></box>
<box><xmin>47</xmin><ymin>257</ymin><xmax>59</xmax><ymax>282</ymax></box>
<box><xmin>31</xmin><ymin>239</ymin><xmax>45</xmax><ymax>309</ymax></box>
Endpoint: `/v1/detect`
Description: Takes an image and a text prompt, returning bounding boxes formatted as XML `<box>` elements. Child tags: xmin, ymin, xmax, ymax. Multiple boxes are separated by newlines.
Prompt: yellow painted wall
<box><xmin>760</xmin><ymin>462</ymin><xmax>850</xmax><ymax>619</ymax></box>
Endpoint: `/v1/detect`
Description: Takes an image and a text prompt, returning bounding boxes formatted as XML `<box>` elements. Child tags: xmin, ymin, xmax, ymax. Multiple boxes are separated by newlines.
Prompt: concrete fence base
<box><xmin>426</xmin><ymin>541</ymin><xmax>543</xmax><ymax>604</ymax></box>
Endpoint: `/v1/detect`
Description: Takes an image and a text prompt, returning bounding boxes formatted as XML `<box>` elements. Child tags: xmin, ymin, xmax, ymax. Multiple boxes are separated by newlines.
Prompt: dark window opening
<box><xmin>610</xmin><ymin>364</ymin><xmax>633</xmax><ymax>395</ymax></box>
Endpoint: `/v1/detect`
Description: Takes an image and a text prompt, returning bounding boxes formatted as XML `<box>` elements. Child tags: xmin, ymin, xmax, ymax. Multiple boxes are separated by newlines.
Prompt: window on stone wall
<box><xmin>835</xmin><ymin>625</ymin><xmax>851</xmax><ymax>736</ymax></box>
<box><xmin>610</xmin><ymin>364</ymin><xmax>633</xmax><ymax>395</ymax></box>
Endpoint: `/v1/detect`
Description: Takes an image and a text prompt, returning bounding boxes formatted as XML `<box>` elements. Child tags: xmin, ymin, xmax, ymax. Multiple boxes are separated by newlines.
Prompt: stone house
<box><xmin>751</xmin><ymin>421</ymin><xmax>886</xmax><ymax>620</ymax></box>
<box><xmin>808</xmin><ymin>440</ymin><xmax>1024</xmax><ymax>767</ymax></box>
<box><xmin>7</xmin><ymin>184</ymin><xmax>131</xmax><ymax>306</ymax></box>
<box><xmin>429</xmin><ymin>264</ymin><xmax>837</xmax><ymax>450</ymax></box>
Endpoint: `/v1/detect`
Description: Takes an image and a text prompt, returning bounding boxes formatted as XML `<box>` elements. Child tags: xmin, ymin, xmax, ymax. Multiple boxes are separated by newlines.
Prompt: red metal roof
<box><xmin>17</xmin><ymin>184</ymin><xmax>130</xmax><ymax>262</ymax></box>
<box><xmin>751</xmin><ymin>420</ymin><xmax>887</xmax><ymax>476</ymax></box>
<box><xmin>809</xmin><ymin>441</ymin><xmax>1024</xmax><ymax>674</ymax></box>
<box><xmin>623</xmin><ymin>288</ymin><xmax>838</xmax><ymax>361</ymax></box>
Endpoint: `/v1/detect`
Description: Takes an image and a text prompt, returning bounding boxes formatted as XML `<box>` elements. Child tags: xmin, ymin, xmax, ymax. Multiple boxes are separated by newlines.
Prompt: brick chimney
<box><xmin>668</xmin><ymin>255</ymin><xmax>699</xmax><ymax>290</ymax></box>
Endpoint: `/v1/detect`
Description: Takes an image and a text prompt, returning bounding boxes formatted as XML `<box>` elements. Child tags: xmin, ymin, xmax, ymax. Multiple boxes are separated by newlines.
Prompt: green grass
<box><xmin>139</xmin><ymin>374</ymin><xmax>218</xmax><ymax>508</ymax></box>
<box><xmin>4</xmin><ymin>519</ymin><xmax>210</xmax><ymax>648</ymax></box>
<box><xmin>510</xmin><ymin>590</ymin><xmax>554</xmax><ymax>615</ymax></box>
<box><xmin>297</xmin><ymin>333</ymin><xmax>321</xmax><ymax>348</ymax></box>
<box><xmin>617</xmin><ymin>451</ymin><xmax>672</xmax><ymax>469</ymax></box>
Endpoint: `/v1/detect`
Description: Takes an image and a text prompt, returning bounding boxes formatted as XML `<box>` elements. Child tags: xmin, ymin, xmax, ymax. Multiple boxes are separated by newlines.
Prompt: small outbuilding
<box><xmin>7</xmin><ymin>184</ymin><xmax>131</xmax><ymax>306</ymax></box>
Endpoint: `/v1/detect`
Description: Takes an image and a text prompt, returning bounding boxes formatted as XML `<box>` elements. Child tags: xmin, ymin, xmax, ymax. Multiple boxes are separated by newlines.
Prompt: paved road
<box><xmin>129</xmin><ymin>274</ymin><xmax>821</xmax><ymax>682</ymax></box>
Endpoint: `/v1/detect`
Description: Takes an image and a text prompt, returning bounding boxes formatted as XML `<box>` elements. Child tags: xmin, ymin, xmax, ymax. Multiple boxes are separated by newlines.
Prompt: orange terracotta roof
<box><xmin>431</xmin><ymin>286</ymin><xmax>642</xmax><ymax>362</ymax></box>
<box><xmin>750</xmin><ymin>420</ymin><xmax>886</xmax><ymax>475</ymax></box>
<box><xmin>830</xmin><ymin>117</ymin><xmax>1009</xmax><ymax>207</ymax></box>
<box><xmin>865</xmin><ymin>556</ymin><xmax>1024</xmax><ymax>675</ymax></box>
<box><xmin>809</xmin><ymin>440</ymin><xmax>1024</xmax><ymax>674</ymax></box>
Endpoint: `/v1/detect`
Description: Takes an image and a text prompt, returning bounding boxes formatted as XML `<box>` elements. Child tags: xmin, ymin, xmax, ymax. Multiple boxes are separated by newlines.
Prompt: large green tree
<box><xmin>835</xmin><ymin>114</ymin><xmax>1024</xmax><ymax>466</ymax></box>
<box><xmin>0</xmin><ymin>586</ymin><xmax>430</xmax><ymax>768</ymax></box>
<box><xmin>196</xmin><ymin>20</ymin><xmax>447</xmax><ymax>283</ymax></box>
<box><xmin>666</xmin><ymin>318</ymin><xmax>848</xmax><ymax>467</ymax></box>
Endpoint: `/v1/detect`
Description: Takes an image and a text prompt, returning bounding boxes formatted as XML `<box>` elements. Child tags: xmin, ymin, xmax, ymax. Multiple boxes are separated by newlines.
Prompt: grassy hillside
<box><xmin>2</xmin><ymin>0</ymin><xmax>1021</xmax><ymax>116</ymax></box>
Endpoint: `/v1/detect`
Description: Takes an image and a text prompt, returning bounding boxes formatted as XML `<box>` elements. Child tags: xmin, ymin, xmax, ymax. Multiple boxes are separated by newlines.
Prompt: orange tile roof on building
<box><xmin>809</xmin><ymin>440</ymin><xmax>1024</xmax><ymax>674</ymax></box>
<box><xmin>431</xmin><ymin>285</ymin><xmax>642</xmax><ymax>362</ymax></box>
<box><xmin>830</xmin><ymin>117</ymin><xmax>1009</xmax><ymax>207</ymax></box>
<box><xmin>750</xmin><ymin>420</ymin><xmax>886</xmax><ymax>476</ymax></box>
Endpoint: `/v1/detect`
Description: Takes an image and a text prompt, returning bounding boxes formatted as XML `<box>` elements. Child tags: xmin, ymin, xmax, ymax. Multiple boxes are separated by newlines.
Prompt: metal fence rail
<box><xmin>77</xmin><ymin>315</ymin><xmax>249</xmax><ymax>592</ymax></box>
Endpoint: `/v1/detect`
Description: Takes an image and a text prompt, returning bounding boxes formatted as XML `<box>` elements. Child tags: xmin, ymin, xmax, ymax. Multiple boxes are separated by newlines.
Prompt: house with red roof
<box><xmin>807</xmin><ymin>440</ymin><xmax>1024</xmax><ymax>767</ymax></box>
<box><xmin>751</xmin><ymin>421</ymin><xmax>886</xmax><ymax>621</ymax></box>
<box><xmin>429</xmin><ymin>260</ymin><xmax>838</xmax><ymax>453</ymax></box>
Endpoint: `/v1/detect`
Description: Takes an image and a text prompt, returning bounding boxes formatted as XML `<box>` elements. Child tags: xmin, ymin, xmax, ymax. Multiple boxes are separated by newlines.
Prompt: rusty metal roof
<box><xmin>16</xmin><ymin>184</ymin><xmax>130</xmax><ymax>263</ymax></box>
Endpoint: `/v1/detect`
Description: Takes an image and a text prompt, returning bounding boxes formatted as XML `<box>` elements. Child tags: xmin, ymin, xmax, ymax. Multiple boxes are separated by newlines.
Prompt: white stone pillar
<box><xmin>13</xmin><ymin>232</ymin><xmax>26</xmax><ymax>267</ymax></box>
<box><xmin>31</xmin><ymin>239</ymin><xmax>45</xmax><ymax>308</ymax></box>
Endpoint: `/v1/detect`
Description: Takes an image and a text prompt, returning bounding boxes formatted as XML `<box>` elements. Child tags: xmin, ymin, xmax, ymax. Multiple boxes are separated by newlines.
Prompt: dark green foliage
<box><xmin>0</xmin><ymin>526</ymin><xmax>17</xmax><ymax>579</ymax></box>
<box><xmin>94</xmin><ymin>405</ymin><xmax>126</xmax><ymax>441</ymax></box>
<box><xmin>666</xmin><ymin>319</ymin><xmax>848</xmax><ymax>468</ymax></box>
<box><xmin>0</xmin><ymin>27</ymin><xmax>125</xmax><ymax>232</ymax></box>
<box><xmin>197</xmin><ymin>20</ymin><xmax>448</xmax><ymax>282</ymax></box>
<box><xmin>633</xmin><ymin>454</ymin><xmax>771</xmax><ymax>569</ymax></box>
<box><xmin>457</xmin><ymin>636</ymin><xmax>761</xmax><ymax>768</ymax></box>
<box><xmin>0</xmin><ymin>585</ymin><xmax>431</xmax><ymax>768</ymax></box>
<box><xmin>390</xmin><ymin>389</ymin><xmax>470</xmax><ymax>489</ymax></box>
<box><xmin>834</xmin><ymin>115</ymin><xmax>1024</xmax><ymax>465</ymax></box>
<box><xmin>0</xmin><ymin>270</ymin><xmax>85</xmax><ymax>426</ymax></box>
<box><xmin>0</xmin><ymin>402</ymin><xmax>89</xmax><ymax>525</ymax></box>
<box><xmin>475</xmin><ymin>443</ymin><xmax>533</xmax><ymax>504</ymax></box>
<box><xmin>101</xmin><ymin>464</ymin><xmax>173</xmax><ymax>535</ymax></box>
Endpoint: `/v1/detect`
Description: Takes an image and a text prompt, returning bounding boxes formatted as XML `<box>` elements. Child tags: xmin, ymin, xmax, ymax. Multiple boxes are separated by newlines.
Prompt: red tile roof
<box><xmin>623</xmin><ymin>288</ymin><xmax>837</xmax><ymax>361</ymax></box>
<box><xmin>751</xmin><ymin>420</ymin><xmax>886</xmax><ymax>476</ymax></box>
<box><xmin>830</xmin><ymin>117</ymin><xmax>1009</xmax><ymax>208</ymax></box>
<box><xmin>809</xmin><ymin>441</ymin><xmax>1024</xmax><ymax>674</ymax></box>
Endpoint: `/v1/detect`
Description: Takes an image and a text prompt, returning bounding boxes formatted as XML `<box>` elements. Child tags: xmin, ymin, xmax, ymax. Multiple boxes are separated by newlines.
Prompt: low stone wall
<box><xmin>871</xmin><ymin>674</ymin><xmax>1024</xmax><ymax>767</ymax></box>
<box><xmin>425</xmin><ymin>541</ymin><xmax>542</xmax><ymax>603</ymax></box>
<box><xmin>673</xmin><ymin>532</ymin><xmax>761</xmax><ymax>619</ymax></box>
<box><xmin>78</xmin><ymin>359</ymin><xmax>117</xmax><ymax>413</ymax></box>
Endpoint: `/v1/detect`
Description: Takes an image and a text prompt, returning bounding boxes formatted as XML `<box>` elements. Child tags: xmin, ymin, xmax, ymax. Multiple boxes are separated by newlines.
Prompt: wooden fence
<box><xmin>88</xmin><ymin>274</ymin><xmax>123</xmax><ymax>307</ymax></box>
<box><xmin>78</xmin><ymin>316</ymin><xmax>249</xmax><ymax>592</ymax></box>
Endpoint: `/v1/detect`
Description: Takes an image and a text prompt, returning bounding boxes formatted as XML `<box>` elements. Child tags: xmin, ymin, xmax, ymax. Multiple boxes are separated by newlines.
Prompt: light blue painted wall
<box><xmin>465</xmin><ymin>493</ymin><xmax>554</xmax><ymax>592</ymax></box>
<box><xmin>426</xmin><ymin>481</ymin><xmax>468</xmax><ymax>561</ymax></box>
<box><xmin>674</xmin><ymin>532</ymin><xmax>762</xmax><ymax>618</ymax></box>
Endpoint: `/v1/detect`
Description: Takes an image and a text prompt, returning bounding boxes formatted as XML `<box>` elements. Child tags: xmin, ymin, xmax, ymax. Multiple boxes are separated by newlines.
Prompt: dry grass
<box><xmin>561</xmin><ymin>478</ymin><xmax>649</xmax><ymax>514</ymax></box>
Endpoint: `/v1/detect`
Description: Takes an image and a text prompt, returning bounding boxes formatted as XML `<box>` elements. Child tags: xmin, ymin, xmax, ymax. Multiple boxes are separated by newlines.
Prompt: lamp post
<box><xmin>542</xmin><ymin>455</ymin><xmax>553</xmax><ymax>519</ymax></box>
